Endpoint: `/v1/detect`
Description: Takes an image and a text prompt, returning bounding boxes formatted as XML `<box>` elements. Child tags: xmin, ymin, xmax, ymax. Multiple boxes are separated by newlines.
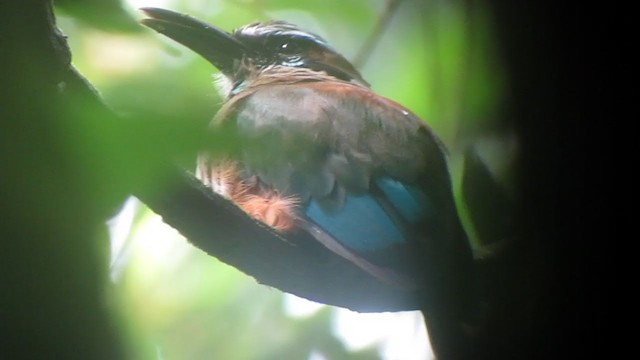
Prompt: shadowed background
<box><xmin>56</xmin><ymin>0</ymin><xmax>504</xmax><ymax>358</ymax></box>
<box><xmin>1</xmin><ymin>0</ymin><xmax>512</xmax><ymax>359</ymax></box>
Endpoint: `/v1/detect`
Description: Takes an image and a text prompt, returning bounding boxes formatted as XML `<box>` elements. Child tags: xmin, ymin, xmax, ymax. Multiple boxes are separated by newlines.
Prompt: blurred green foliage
<box><xmin>56</xmin><ymin>0</ymin><xmax>141</xmax><ymax>32</ymax></box>
<box><xmin>55</xmin><ymin>0</ymin><xmax>505</xmax><ymax>358</ymax></box>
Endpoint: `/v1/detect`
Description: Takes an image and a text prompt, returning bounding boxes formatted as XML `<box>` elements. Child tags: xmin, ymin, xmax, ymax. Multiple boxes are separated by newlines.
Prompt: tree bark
<box><xmin>0</xmin><ymin>0</ymin><xmax>604</xmax><ymax>359</ymax></box>
<box><xmin>1</xmin><ymin>1</ymin><xmax>124</xmax><ymax>358</ymax></box>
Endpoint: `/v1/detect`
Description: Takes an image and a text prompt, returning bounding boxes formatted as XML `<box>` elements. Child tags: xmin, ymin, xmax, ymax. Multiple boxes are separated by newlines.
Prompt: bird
<box><xmin>140</xmin><ymin>7</ymin><xmax>473</xmax><ymax>303</ymax></box>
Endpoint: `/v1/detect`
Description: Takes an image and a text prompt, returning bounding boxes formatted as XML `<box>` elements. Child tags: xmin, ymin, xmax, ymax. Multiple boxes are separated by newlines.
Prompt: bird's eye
<box><xmin>278</xmin><ymin>40</ymin><xmax>300</xmax><ymax>54</ymax></box>
<box><xmin>264</xmin><ymin>35</ymin><xmax>304</xmax><ymax>55</ymax></box>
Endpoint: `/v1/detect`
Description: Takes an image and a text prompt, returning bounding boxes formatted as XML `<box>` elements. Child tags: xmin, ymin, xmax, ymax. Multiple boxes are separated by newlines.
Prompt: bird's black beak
<box><xmin>140</xmin><ymin>7</ymin><xmax>248</xmax><ymax>75</ymax></box>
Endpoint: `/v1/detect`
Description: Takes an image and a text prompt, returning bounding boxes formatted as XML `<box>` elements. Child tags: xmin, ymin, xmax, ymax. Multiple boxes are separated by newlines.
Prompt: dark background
<box><xmin>1</xmin><ymin>0</ymin><xmax>609</xmax><ymax>358</ymax></box>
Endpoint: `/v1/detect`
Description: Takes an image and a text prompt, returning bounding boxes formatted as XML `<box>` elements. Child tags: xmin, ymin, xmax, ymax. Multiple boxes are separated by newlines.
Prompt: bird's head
<box><xmin>141</xmin><ymin>8</ymin><xmax>368</xmax><ymax>95</ymax></box>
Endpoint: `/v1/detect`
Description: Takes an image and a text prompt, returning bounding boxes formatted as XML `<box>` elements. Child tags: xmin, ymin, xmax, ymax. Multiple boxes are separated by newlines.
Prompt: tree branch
<box><xmin>352</xmin><ymin>0</ymin><xmax>404</xmax><ymax>68</ymax></box>
<box><xmin>132</xmin><ymin>169</ymin><xmax>422</xmax><ymax>312</ymax></box>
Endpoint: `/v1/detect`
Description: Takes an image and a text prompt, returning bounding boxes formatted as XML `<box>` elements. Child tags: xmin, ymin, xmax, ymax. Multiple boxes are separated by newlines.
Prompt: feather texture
<box><xmin>196</xmin><ymin>69</ymin><xmax>460</xmax><ymax>286</ymax></box>
<box><xmin>198</xmin><ymin>158</ymin><xmax>299</xmax><ymax>232</ymax></box>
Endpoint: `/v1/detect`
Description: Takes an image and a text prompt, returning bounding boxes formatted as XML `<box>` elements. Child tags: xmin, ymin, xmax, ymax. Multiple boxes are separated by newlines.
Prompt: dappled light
<box><xmin>57</xmin><ymin>0</ymin><xmax>505</xmax><ymax>358</ymax></box>
<box><xmin>5</xmin><ymin>0</ymin><xmax>504</xmax><ymax>358</ymax></box>
<box><xmin>2</xmin><ymin>0</ymin><xmax>604</xmax><ymax>358</ymax></box>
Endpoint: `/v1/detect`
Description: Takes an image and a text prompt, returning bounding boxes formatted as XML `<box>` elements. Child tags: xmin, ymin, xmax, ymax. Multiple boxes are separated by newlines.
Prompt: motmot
<box><xmin>140</xmin><ymin>7</ymin><xmax>474</xmax><ymax>338</ymax></box>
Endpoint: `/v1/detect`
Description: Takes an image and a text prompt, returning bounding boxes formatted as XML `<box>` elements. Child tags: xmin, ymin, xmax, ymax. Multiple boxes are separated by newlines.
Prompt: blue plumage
<box><xmin>306</xmin><ymin>193</ymin><xmax>405</xmax><ymax>252</ymax></box>
<box><xmin>141</xmin><ymin>8</ymin><xmax>467</xmax><ymax>285</ymax></box>
<box><xmin>375</xmin><ymin>178</ymin><xmax>433</xmax><ymax>224</ymax></box>
<box><xmin>305</xmin><ymin>177</ymin><xmax>433</xmax><ymax>253</ymax></box>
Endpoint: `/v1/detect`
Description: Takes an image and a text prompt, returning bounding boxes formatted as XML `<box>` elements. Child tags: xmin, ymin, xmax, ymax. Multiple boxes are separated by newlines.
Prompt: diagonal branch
<box><xmin>352</xmin><ymin>0</ymin><xmax>404</xmax><ymax>68</ymax></box>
